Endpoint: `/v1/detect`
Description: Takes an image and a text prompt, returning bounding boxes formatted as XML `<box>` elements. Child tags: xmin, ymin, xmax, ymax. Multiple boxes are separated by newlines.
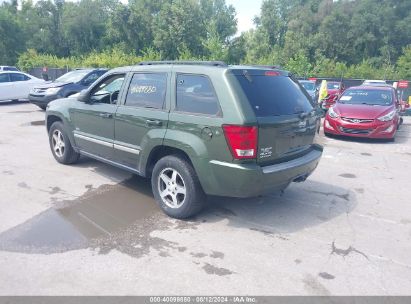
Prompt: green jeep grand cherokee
<box><xmin>45</xmin><ymin>61</ymin><xmax>323</xmax><ymax>218</ymax></box>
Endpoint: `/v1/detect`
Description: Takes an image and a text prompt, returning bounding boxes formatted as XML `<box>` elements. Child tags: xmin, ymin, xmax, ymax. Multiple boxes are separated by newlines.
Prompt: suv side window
<box><xmin>176</xmin><ymin>74</ymin><xmax>220</xmax><ymax>116</ymax></box>
<box><xmin>90</xmin><ymin>74</ymin><xmax>125</xmax><ymax>104</ymax></box>
<box><xmin>10</xmin><ymin>73</ymin><xmax>30</xmax><ymax>82</ymax></box>
<box><xmin>125</xmin><ymin>73</ymin><xmax>167</xmax><ymax>109</ymax></box>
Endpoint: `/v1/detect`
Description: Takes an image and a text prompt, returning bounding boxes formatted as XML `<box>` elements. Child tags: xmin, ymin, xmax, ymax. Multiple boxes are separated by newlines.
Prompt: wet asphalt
<box><xmin>0</xmin><ymin>102</ymin><xmax>411</xmax><ymax>295</ymax></box>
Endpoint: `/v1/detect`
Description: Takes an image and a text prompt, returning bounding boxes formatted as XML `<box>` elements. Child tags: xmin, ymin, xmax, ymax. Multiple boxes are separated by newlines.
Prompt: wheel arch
<box><xmin>46</xmin><ymin>114</ymin><xmax>63</xmax><ymax>132</ymax></box>
<box><xmin>143</xmin><ymin>145</ymin><xmax>194</xmax><ymax>178</ymax></box>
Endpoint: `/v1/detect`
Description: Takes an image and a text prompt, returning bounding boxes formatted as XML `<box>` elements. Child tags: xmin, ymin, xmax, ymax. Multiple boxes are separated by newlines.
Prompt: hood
<box><xmin>33</xmin><ymin>81</ymin><xmax>70</xmax><ymax>89</ymax></box>
<box><xmin>334</xmin><ymin>103</ymin><xmax>394</xmax><ymax>119</ymax></box>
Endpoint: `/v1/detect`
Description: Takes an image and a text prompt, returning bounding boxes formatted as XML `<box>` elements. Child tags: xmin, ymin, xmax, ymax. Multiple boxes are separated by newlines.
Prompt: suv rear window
<box><xmin>233</xmin><ymin>71</ymin><xmax>313</xmax><ymax>117</ymax></box>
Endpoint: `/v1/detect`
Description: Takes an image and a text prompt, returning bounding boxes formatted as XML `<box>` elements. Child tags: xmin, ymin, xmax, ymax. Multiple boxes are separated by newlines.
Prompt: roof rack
<box><xmin>138</xmin><ymin>61</ymin><xmax>228</xmax><ymax>67</ymax></box>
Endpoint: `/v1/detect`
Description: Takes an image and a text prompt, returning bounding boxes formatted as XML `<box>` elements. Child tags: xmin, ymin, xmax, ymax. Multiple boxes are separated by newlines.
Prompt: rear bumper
<box><xmin>202</xmin><ymin>146</ymin><xmax>323</xmax><ymax>197</ymax></box>
<box><xmin>324</xmin><ymin>116</ymin><xmax>397</xmax><ymax>138</ymax></box>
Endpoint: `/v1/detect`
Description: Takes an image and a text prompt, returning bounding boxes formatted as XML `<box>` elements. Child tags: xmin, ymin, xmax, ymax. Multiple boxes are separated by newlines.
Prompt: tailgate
<box><xmin>231</xmin><ymin>69</ymin><xmax>318</xmax><ymax>165</ymax></box>
<box><xmin>257</xmin><ymin>114</ymin><xmax>318</xmax><ymax>164</ymax></box>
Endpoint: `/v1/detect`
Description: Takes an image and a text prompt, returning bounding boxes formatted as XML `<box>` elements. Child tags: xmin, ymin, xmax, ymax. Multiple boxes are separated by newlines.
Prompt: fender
<box><xmin>46</xmin><ymin>98</ymin><xmax>79</xmax><ymax>151</ymax></box>
<box><xmin>158</xmin><ymin>129</ymin><xmax>217</xmax><ymax>194</ymax></box>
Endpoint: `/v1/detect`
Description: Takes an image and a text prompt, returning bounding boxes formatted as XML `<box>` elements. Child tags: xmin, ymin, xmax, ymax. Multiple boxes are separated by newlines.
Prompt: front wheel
<box><xmin>151</xmin><ymin>155</ymin><xmax>205</xmax><ymax>219</ymax></box>
<box><xmin>48</xmin><ymin>121</ymin><xmax>80</xmax><ymax>164</ymax></box>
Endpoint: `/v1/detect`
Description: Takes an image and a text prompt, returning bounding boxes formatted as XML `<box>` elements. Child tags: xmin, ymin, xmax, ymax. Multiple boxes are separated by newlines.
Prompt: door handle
<box><xmin>99</xmin><ymin>113</ymin><xmax>113</xmax><ymax>118</ymax></box>
<box><xmin>146</xmin><ymin>119</ymin><xmax>162</xmax><ymax>126</ymax></box>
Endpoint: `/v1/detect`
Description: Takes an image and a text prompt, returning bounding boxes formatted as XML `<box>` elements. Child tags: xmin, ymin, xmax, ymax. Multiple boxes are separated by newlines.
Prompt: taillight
<box><xmin>222</xmin><ymin>125</ymin><xmax>258</xmax><ymax>159</ymax></box>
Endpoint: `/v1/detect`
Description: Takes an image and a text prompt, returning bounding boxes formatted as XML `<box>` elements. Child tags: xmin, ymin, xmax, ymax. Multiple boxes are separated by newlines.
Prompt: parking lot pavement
<box><xmin>0</xmin><ymin>102</ymin><xmax>410</xmax><ymax>295</ymax></box>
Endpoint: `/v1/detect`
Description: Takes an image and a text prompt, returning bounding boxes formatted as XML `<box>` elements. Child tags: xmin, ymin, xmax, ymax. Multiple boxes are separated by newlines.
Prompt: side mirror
<box><xmin>77</xmin><ymin>90</ymin><xmax>89</xmax><ymax>102</ymax></box>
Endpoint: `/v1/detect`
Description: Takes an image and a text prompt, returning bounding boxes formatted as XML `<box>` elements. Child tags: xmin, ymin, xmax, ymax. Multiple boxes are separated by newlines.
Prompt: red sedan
<box><xmin>324</xmin><ymin>86</ymin><xmax>401</xmax><ymax>140</ymax></box>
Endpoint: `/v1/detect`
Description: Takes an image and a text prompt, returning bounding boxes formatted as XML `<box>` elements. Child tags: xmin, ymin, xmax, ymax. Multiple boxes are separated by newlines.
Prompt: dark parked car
<box><xmin>299</xmin><ymin>80</ymin><xmax>318</xmax><ymax>101</ymax></box>
<box><xmin>29</xmin><ymin>68</ymin><xmax>108</xmax><ymax>109</ymax></box>
<box><xmin>45</xmin><ymin>61</ymin><xmax>323</xmax><ymax>218</ymax></box>
<box><xmin>324</xmin><ymin>85</ymin><xmax>401</xmax><ymax>140</ymax></box>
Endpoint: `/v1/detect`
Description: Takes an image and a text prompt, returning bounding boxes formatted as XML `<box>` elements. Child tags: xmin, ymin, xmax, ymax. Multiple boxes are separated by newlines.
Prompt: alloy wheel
<box><xmin>52</xmin><ymin>129</ymin><xmax>65</xmax><ymax>158</ymax></box>
<box><xmin>158</xmin><ymin>168</ymin><xmax>186</xmax><ymax>208</ymax></box>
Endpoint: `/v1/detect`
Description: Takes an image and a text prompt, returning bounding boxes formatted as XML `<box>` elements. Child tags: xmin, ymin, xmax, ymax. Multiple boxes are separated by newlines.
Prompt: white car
<box><xmin>362</xmin><ymin>79</ymin><xmax>387</xmax><ymax>86</ymax></box>
<box><xmin>0</xmin><ymin>66</ymin><xmax>19</xmax><ymax>71</ymax></box>
<box><xmin>0</xmin><ymin>71</ymin><xmax>45</xmax><ymax>102</ymax></box>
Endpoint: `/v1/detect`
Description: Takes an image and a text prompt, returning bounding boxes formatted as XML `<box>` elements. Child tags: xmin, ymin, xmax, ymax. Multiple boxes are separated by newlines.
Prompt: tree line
<box><xmin>1</xmin><ymin>0</ymin><xmax>410</xmax><ymax>78</ymax></box>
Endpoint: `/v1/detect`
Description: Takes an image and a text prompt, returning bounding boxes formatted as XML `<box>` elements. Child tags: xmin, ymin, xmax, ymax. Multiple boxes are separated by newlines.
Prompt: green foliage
<box><xmin>153</xmin><ymin>0</ymin><xmax>206</xmax><ymax>59</ymax></box>
<box><xmin>0</xmin><ymin>6</ymin><xmax>25</xmax><ymax>64</ymax></box>
<box><xmin>1</xmin><ymin>0</ymin><xmax>410</xmax><ymax>80</ymax></box>
<box><xmin>397</xmin><ymin>45</ymin><xmax>411</xmax><ymax>79</ymax></box>
<box><xmin>202</xmin><ymin>27</ymin><xmax>229</xmax><ymax>61</ymax></box>
<box><xmin>17</xmin><ymin>48</ymin><xmax>163</xmax><ymax>71</ymax></box>
<box><xmin>285</xmin><ymin>52</ymin><xmax>312</xmax><ymax>77</ymax></box>
<box><xmin>17</xmin><ymin>49</ymin><xmax>80</xmax><ymax>71</ymax></box>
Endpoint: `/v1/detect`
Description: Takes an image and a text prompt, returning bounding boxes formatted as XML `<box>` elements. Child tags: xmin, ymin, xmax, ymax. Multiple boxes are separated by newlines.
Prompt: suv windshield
<box><xmin>55</xmin><ymin>70</ymin><xmax>90</xmax><ymax>83</ymax></box>
<box><xmin>233</xmin><ymin>72</ymin><xmax>313</xmax><ymax>117</ymax></box>
<box><xmin>339</xmin><ymin>89</ymin><xmax>393</xmax><ymax>106</ymax></box>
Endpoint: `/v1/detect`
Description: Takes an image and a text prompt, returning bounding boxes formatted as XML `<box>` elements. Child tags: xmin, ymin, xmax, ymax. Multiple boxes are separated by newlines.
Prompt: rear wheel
<box><xmin>151</xmin><ymin>155</ymin><xmax>205</xmax><ymax>219</ymax></box>
<box><xmin>48</xmin><ymin>121</ymin><xmax>79</xmax><ymax>164</ymax></box>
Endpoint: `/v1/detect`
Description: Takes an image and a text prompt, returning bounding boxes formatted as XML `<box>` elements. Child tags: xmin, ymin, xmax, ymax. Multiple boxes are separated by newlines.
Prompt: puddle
<box><xmin>21</xmin><ymin>120</ymin><xmax>45</xmax><ymax>126</ymax></box>
<box><xmin>0</xmin><ymin>176</ymin><xmax>161</xmax><ymax>254</ymax></box>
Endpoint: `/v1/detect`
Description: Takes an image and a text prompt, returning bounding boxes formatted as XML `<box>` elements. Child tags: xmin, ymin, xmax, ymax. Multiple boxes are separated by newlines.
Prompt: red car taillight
<box><xmin>223</xmin><ymin>125</ymin><xmax>258</xmax><ymax>159</ymax></box>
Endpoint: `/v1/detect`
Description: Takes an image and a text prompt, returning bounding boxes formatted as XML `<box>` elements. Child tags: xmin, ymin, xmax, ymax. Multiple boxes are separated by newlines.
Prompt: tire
<box><xmin>38</xmin><ymin>105</ymin><xmax>47</xmax><ymax>110</ymax></box>
<box><xmin>151</xmin><ymin>155</ymin><xmax>205</xmax><ymax>219</ymax></box>
<box><xmin>48</xmin><ymin>121</ymin><xmax>80</xmax><ymax>164</ymax></box>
